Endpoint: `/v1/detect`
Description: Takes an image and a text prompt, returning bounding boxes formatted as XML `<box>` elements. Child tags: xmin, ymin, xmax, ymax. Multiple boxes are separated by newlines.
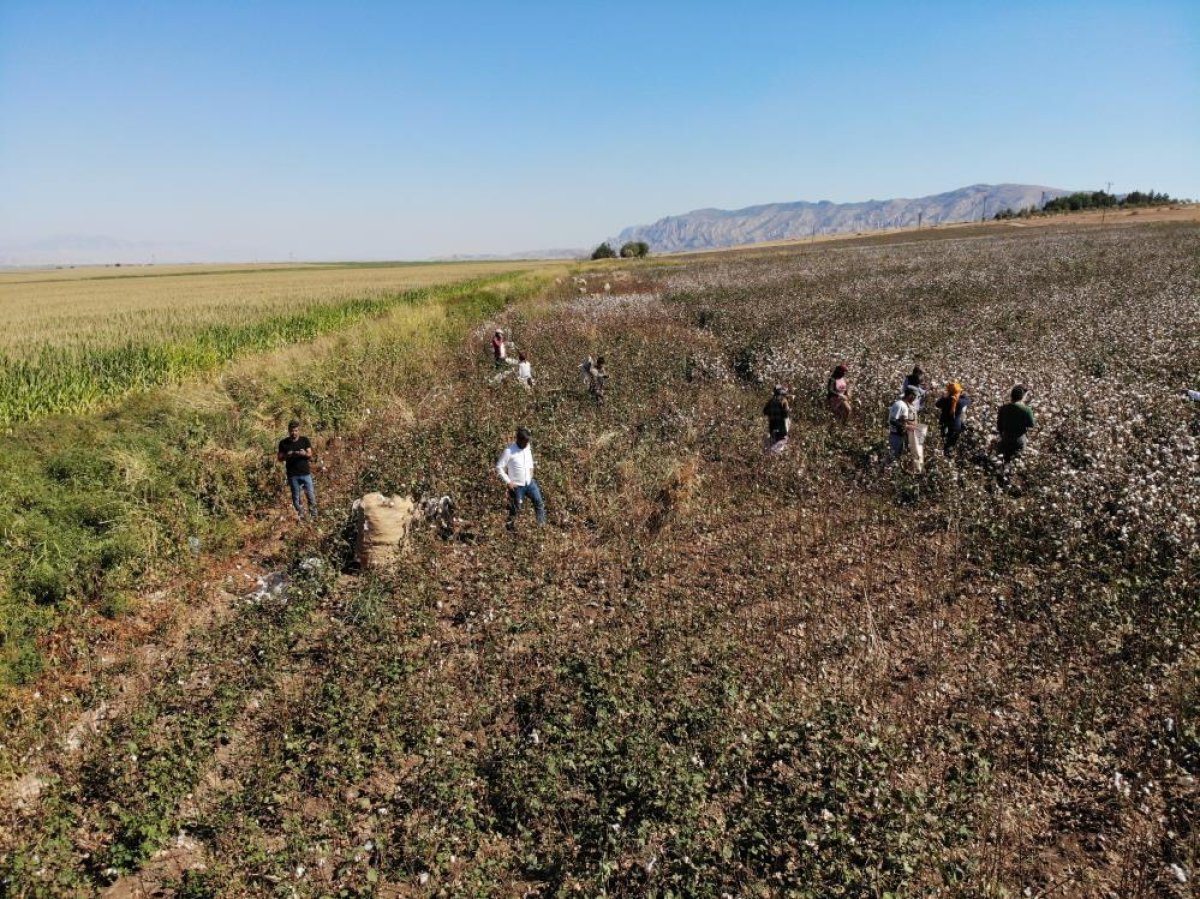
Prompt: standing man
<box><xmin>888</xmin><ymin>387</ymin><xmax>920</xmax><ymax>461</ymax></box>
<box><xmin>496</xmin><ymin>426</ymin><xmax>546</xmax><ymax>529</ymax></box>
<box><xmin>492</xmin><ymin>329</ymin><xmax>508</xmax><ymax>367</ymax></box>
<box><xmin>277</xmin><ymin>420</ymin><xmax>317</xmax><ymax>519</ymax></box>
<box><xmin>902</xmin><ymin>365</ymin><xmax>927</xmax><ymax>413</ymax></box>
<box><xmin>996</xmin><ymin>384</ymin><xmax>1036</xmax><ymax>461</ymax></box>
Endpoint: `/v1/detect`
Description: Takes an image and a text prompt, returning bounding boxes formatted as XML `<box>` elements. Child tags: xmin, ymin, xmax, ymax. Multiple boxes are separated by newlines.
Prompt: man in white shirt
<box><xmin>888</xmin><ymin>387</ymin><xmax>919</xmax><ymax>459</ymax></box>
<box><xmin>496</xmin><ymin>426</ymin><xmax>546</xmax><ymax>528</ymax></box>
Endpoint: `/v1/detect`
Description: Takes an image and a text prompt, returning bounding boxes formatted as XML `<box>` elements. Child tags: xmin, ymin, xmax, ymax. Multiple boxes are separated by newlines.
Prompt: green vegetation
<box><xmin>0</xmin><ymin>274</ymin><xmax>547</xmax><ymax>686</ymax></box>
<box><xmin>993</xmin><ymin>188</ymin><xmax>1181</xmax><ymax>219</ymax></box>
<box><xmin>591</xmin><ymin>241</ymin><xmax>617</xmax><ymax>260</ymax></box>
<box><xmin>620</xmin><ymin>240</ymin><xmax>651</xmax><ymax>258</ymax></box>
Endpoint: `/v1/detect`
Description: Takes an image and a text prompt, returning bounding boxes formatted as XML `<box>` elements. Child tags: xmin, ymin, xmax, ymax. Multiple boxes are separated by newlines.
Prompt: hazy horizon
<box><xmin>2</xmin><ymin>1</ymin><xmax>1197</xmax><ymax>262</ymax></box>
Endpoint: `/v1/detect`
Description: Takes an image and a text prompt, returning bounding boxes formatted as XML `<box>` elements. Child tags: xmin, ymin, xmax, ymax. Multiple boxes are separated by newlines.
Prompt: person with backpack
<box><xmin>763</xmin><ymin>384</ymin><xmax>791</xmax><ymax>443</ymax></box>
<box><xmin>826</xmin><ymin>364</ymin><xmax>852</xmax><ymax>423</ymax></box>
<box><xmin>277</xmin><ymin>420</ymin><xmax>317</xmax><ymax>520</ymax></box>
<box><xmin>934</xmin><ymin>382</ymin><xmax>972</xmax><ymax>455</ymax></box>
<box><xmin>996</xmin><ymin>384</ymin><xmax>1036</xmax><ymax>461</ymax></box>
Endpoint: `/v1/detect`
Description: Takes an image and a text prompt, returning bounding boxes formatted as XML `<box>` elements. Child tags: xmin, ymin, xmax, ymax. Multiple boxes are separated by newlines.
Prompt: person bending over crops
<box><xmin>516</xmin><ymin>351</ymin><xmax>535</xmax><ymax>389</ymax></box>
<box><xmin>496</xmin><ymin>426</ymin><xmax>546</xmax><ymax>529</ymax></box>
<box><xmin>826</xmin><ymin>364</ymin><xmax>852</xmax><ymax>422</ymax></box>
<box><xmin>888</xmin><ymin>387</ymin><xmax>920</xmax><ymax>461</ymax></box>
<box><xmin>902</xmin><ymin>365</ymin><xmax>928</xmax><ymax>413</ymax></box>
<box><xmin>763</xmin><ymin>384</ymin><xmax>791</xmax><ymax>443</ymax></box>
<box><xmin>588</xmin><ymin>356</ymin><xmax>608</xmax><ymax>403</ymax></box>
<box><xmin>996</xmin><ymin>384</ymin><xmax>1036</xmax><ymax>461</ymax></box>
<box><xmin>277</xmin><ymin>420</ymin><xmax>317</xmax><ymax>520</ymax></box>
<box><xmin>934</xmin><ymin>382</ymin><xmax>971</xmax><ymax>455</ymax></box>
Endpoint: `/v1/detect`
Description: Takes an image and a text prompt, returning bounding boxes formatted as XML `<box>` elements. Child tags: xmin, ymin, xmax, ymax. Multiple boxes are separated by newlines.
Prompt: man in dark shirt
<box><xmin>277</xmin><ymin>420</ymin><xmax>317</xmax><ymax>519</ymax></box>
<box><xmin>996</xmin><ymin>385</ymin><xmax>1036</xmax><ymax>461</ymax></box>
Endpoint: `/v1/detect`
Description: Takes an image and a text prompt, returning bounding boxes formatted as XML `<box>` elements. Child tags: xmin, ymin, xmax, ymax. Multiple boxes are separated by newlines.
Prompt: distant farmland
<box><xmin>0</xmin><ymin>261</ymin><xmax>539</xmax><ymax>426</ymax></box>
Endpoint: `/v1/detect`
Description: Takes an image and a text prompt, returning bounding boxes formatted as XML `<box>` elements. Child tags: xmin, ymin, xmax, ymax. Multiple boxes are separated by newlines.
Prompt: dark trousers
<box><xmin>942</xmin><ymin>425</ymin><xmax>963</xmax><ymax>455</ymax></box>
<box><xmin>999</xmin><ymin>435</ymin><xmax>1026</xmax><ymax>462</ymax></box>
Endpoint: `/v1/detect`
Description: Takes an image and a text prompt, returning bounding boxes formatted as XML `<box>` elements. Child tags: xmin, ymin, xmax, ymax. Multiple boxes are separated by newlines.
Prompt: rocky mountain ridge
<box><xmin>615</xmin><ymin>183</ymin><xmax>1070</xmax><ymax>252</ymax></box>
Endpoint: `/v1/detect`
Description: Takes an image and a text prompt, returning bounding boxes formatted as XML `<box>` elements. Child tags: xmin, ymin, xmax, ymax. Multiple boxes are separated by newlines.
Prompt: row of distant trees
<box><xmin>993</xmin><ymin>189</ymin><xmax>1179</xmax><ymax>220</ymax></box>
<box><xmin>590</xmin><ymin>240</ymin><xmax>650</xmax><ymax>260</ymax></box>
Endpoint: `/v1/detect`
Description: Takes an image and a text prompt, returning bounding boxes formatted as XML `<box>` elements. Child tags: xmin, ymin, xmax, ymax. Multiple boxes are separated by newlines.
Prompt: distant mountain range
<box><xmin>615</xmin><ymin>183</ymin><xmax>1071</xmax><ymax>253</ymax></box>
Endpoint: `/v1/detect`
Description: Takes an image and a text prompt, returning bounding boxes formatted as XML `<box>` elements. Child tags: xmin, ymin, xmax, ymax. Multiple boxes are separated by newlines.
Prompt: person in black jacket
<box><xmin>934</xmin><ymin>382</ymin><xmax>971</xmax><ymax>456</ymax></box>
<box><xmin>763</xmin><ymin>385</ymin><xmax>790</xmax><ymax>443</ymax></box>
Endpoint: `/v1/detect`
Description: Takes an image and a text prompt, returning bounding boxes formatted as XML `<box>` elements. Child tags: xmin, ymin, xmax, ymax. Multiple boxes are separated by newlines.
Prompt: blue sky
<box><xmin>1</xmin><ymin>1</ymin><xmax>1196</xmax><ymax>260</ymax></box>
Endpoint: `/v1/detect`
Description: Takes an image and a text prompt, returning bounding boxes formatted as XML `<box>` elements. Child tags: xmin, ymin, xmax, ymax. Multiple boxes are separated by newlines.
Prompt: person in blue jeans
<box><xmin>496</xmin><ymin>426</ymin><xmax>546</xmax><ymax>529</ymax></box>
<box><xmin>277</xmin><ymin>420</ymin><xmax>318</xmax><ymax>519</ymax></box>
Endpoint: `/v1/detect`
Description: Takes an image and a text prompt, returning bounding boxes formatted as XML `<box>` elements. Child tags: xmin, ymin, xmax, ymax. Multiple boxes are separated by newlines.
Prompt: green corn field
<box><xmin>0</xmin><ymin>261</ymin><xmax>539</xmax><ymax>427</ymax></box>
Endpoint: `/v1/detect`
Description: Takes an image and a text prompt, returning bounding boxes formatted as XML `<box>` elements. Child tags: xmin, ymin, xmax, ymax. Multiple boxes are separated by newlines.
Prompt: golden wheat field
<box><xmin>0</xmin><ymin>261</ymin><xmax>556</xmax><ymax>427</ymax></box>
<box><xmin>0</xmin><ymin>261</ymin><xmax>536</xmax><ymax>355</ymax></box>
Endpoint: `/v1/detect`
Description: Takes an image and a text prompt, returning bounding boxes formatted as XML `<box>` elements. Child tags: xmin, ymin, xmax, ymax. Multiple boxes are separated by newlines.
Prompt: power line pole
<box><xmin>917</xmin><ymin>211</ymin><xmax>923</xmax><ymax>230</ymax></box>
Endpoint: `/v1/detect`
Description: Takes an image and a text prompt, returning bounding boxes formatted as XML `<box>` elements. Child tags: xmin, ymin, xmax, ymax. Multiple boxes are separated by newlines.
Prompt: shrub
<box><xmin>591</xmin><ymin>242</ymin><xmax>617</xmax><ymax>260</ymax></box>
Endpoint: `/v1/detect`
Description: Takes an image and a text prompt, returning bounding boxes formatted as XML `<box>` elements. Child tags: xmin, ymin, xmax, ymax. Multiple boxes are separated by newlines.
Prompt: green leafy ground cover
<box><xmin>0</xmin><ymin>274</ymin><xmax>545</xmax><ymax>687</ymax></box>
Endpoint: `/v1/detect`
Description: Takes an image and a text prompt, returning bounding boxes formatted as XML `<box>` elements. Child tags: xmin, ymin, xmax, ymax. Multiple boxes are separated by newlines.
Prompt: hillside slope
<box><xmin>617</xmin><ymin>183</ymin><xmax>1070</xmax><ymax>251</ymax></box>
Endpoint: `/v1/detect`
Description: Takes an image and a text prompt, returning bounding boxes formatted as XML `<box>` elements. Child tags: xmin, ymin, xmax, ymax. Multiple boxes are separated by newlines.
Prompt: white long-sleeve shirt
<box><xmin>517</xmin><ymin>361</ymin><xmax>533</xmax><ymax>384</ymax></box>
<box><xmin>496</xmin><ymin>442</ymin><xmax>535</xmax><ymax>486</ymax></box>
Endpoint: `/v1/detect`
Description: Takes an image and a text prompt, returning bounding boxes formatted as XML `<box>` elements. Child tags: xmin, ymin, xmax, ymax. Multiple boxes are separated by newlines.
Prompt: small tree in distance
<box><xmin>591</xmin><ymin>242</ymin><xmax>617</xmax><ymax>260</ymax></box>
<box><xmin>619</xmin><ymin>240</ymin><xmax>650</xmax><ymax>258</ymax></box>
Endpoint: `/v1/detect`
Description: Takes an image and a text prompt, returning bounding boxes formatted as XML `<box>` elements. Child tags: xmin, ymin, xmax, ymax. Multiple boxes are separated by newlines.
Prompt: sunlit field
<box><xmin>0</xmin><ymin>261</ymin><xmax>542</xmax><ymax>426</ymax></box>
<box><xmin>2</xmin><ymin>222</ymin><xmax>1197</xmax><ymax>897</ymax></box>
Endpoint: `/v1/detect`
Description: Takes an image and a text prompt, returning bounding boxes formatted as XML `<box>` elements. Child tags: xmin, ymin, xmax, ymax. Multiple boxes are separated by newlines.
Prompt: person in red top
<box><xmin>491</xmin><ymin>329</ymin><xmax>507</xmax><ymax>367</ymax></box>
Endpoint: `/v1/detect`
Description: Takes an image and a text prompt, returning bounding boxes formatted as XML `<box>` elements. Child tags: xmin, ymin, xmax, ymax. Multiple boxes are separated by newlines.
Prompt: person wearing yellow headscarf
<box><xmin>934</xmin><ymin>382</ymin><xmax>972</xmax><ymax>456</ymax></box>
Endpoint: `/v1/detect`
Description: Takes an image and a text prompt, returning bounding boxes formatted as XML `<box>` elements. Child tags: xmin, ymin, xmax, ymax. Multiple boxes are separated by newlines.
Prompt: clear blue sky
<box><xmin>1</xmin><ymin>1</ymin><xmax>1196</xmax><ymax>260</ymax></box>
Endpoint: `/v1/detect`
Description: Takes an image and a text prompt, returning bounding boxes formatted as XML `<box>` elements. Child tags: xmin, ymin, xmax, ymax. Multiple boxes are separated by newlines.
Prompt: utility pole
<box><xmin>1103</xmin><ymin>182</ymin><xmax>1112</xmax><ymax>224</ymax></box>
<box><xmin>917</xmin><ymin>211</ymin><xmax>923</xmax><ymax>230</ymax></box>
<box><xmin>981</xmin><ymin>197</ymin><xmax>988</xmax><ymax>222</ymax></box>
